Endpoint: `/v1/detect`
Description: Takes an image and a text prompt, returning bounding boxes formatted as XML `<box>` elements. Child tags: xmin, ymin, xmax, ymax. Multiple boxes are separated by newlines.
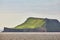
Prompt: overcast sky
<box><xmin>0</xmin><ymin>0</ymin><xmax>60</xmax><ymax>29</ymax></box>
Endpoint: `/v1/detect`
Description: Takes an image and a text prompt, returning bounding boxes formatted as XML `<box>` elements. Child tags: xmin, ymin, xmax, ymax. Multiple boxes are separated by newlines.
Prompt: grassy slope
<box><xmin>15</xmin><ymin>17</ymin><xmax>45</xmax><ymax>29</ymax></box>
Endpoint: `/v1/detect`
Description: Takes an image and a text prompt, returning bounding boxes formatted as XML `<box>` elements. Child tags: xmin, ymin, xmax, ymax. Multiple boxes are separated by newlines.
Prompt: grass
<box><xmin>15</xmin><ymin>17</ymin><xmax>45</xmax><ymax>29</ymax></box>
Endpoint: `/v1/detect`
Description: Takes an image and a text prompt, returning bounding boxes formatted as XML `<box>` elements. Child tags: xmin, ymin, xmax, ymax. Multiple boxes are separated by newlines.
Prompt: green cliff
<box><xmin>15</xmin><ymin>17</ymin><xmax>45</xmax><ymax>29</ymax></box>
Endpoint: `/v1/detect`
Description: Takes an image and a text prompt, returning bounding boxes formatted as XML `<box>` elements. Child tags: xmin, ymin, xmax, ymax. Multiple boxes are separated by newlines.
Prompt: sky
<box><xmin>0</xmin><ymin>0</ymin><xmax>60</xmax><ymax>30</ymax></box>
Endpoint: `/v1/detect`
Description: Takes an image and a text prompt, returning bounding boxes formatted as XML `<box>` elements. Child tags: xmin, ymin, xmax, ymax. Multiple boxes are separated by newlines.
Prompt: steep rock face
<box><xmin>3</xmin><ymin>27</ymin><xmax>46</xmax><ymax>32</ymax></box>
<box><xmin>45</xmin><ymin>19</ymin><xmax>60</xmax><ymax>32</ymax></box>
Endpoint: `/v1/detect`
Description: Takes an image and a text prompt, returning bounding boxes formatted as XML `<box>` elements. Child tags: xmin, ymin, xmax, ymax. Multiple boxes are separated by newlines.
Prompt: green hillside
<box><xmin>15</xmin><ymin>17</ymin><xmax>45</xmax><ymax>29</ymax></box>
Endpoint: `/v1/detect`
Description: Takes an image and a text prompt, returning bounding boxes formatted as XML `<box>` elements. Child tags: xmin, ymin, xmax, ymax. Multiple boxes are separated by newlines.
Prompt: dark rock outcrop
<box><xmin>3</xmin><ymin>27</ymin><xmax>46</xmax><ymax>32</ymax></box>
<box><xmin>45</xmin><ymin>18</ymin><xmax>60</xmax><ymax>32</ymax></box>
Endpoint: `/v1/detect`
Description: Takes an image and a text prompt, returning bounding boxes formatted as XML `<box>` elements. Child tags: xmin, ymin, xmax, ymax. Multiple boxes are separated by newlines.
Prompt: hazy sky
<box><xmin>0</xmin><ymin>0</ymin><xmax>60</xmax><ymax>28</ymax></box>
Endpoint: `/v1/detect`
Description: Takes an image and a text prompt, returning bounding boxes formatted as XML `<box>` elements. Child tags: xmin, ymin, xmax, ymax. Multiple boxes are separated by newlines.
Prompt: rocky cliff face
<box><xmin>3</xmin><ymin>27</ymin><xmax>46</xmax><ymax>32</ymax></box>
<box><xmin>45</xmin><ymin>18</ymin><xmax>60</xmax><ymax>32</ymax></box>
<box><xmin>3</xmin><ymin>17</ymin><xmax>60</xmax><ymax>32</ymax></box>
